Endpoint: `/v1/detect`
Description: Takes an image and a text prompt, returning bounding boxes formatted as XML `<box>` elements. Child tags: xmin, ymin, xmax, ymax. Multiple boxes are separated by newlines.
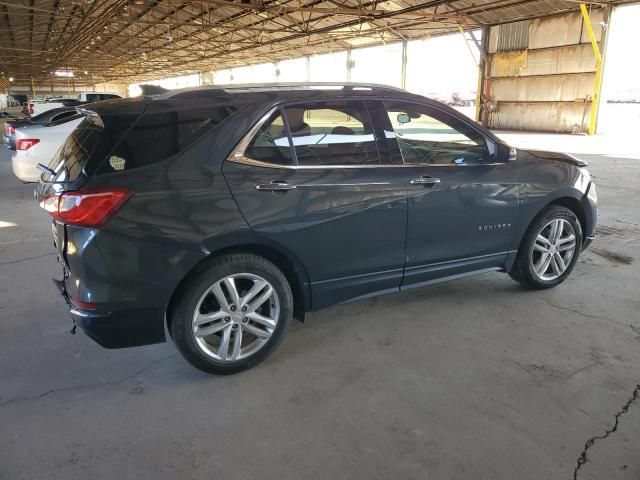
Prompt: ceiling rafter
<box><xmin>0</xmin><ymin>0</ymin><xmax>627</xmax><ymax>87</ymax></box>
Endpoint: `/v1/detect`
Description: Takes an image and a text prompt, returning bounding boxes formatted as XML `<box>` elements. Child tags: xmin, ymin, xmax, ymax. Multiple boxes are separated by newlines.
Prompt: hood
<box><xmin>524</xmin><ymin>149</ymin><xmax>588</xmax><ymax>167</ymax></box>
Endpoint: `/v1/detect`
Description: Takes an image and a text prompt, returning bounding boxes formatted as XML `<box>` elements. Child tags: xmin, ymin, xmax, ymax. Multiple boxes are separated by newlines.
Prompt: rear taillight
<box><xmin>4</xmin><ymin>125</ymin><xmax>15</xmax><ymax>136</ymax></box>
<box><xmin>16</xmin><ymin>138</ymin><xmax>40</xmax><ymax>150</ymax></box>
<box><xmin>41</xmin><ymin>188</ymin><xmax>133</xmax><ymax>227</ymax></box>
<box><xmin>70</xmin><ymin>298</ymin><xmax>97</xmax><ymax>310</ymax></box>
<box><xmin>28</xmin><ymin>103</ymin><xmax>34</xmax><ymax>114</ymax></box>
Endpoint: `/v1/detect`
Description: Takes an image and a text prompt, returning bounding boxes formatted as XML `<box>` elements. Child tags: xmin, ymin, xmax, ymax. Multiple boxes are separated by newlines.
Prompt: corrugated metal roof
<box><xmin>0</xmin><ymin>0</ymin><xmax>633</xmax><ymax>86</ymax></box>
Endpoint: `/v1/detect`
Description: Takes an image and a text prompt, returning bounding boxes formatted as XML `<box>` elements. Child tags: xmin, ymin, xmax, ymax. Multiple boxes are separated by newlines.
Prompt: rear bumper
<box><xmin>54</xmin><ymin>278</ymin><xmax>166</xmax><ymax>348</ymax></box>
<box><xmin>70</xmin><ymin>306</ymin><xmax>166</xmax><ymax>349</ymax></box>
<box><xmin>53</xmin><ymin>224</ymin><xmax>206</xmax><ymax>349</ymax></box>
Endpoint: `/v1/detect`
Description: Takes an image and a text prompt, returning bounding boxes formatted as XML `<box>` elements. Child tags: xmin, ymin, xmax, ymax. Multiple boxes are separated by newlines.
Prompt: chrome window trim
<box><xmin>227</xmin><ymin>106</ymin><xmax>282</xmax><ymax>163</ymax></box>
<box><xmin>227</xmin><ymin>155</ymin><xmax>507</xmax><ymax>170</ymax></box>
<box><xmin>225</xmin><ymin>103</ymin><xmax>508</xmax><ymax>170</ymax></box>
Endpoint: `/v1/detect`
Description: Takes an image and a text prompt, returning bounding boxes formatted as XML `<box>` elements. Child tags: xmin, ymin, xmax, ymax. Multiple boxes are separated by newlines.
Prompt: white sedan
<box><xmin>11</xmin><ymin>114</ymin><xmax>84</xmax><ymax>182</ymax></box>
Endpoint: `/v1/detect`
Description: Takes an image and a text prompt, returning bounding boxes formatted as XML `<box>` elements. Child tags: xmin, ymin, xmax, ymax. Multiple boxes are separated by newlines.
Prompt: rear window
<box><xmin>42</xmin><ymin>98</ymin><xmax>239</xmax><ymax>182</ymax></box>
<box><xmin>43</xmin><ymin>114</ymin><xmax>107</xmax><ymax>183</ymax></box>
<box><xmin>31</xmin><ymin>110</ymin><xmax>55</xmax><ymax>122</ymax></box>
<box><xmin>50</xmin><ymin>111</ymin><xmax>77</xmax><ymax>123</ymax></box>
<box><xmin>85</xmin><ymin>93</ymin><xmax>121</xmax><ymax>102</ymax></box>
<box><xmin>98</xmin><ymin>101</ymin><xmax>238</xmax><ymax>174</ymax></box>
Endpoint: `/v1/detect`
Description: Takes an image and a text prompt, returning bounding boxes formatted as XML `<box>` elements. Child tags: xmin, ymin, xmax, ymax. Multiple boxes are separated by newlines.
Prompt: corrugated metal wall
<box><xmin>496</xmin><ymin>20</ymin><xmax>531</xmax><ymax>52</ymax></box>
<box><xmin>486</xmin><ymin>10</ymin><xmax>604</xmax><ymax>133</ymax></box>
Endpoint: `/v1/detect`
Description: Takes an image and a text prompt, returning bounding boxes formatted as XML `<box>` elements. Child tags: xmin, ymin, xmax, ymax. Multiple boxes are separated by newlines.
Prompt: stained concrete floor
<box><xmin>0</xmin><ymin>144</ymin><xmax>639</xmax><ymax>480</ymax></box>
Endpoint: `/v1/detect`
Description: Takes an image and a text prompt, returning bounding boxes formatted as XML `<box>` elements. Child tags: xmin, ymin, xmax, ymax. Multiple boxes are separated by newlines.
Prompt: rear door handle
<box><xmin>410</xmin><ymin>176</ymin><xmax>441</xmax><ymax>186</ymax></box>
<box><xmin>255</xmin><ymin>180</ymin><xmax>297</xmax><ymax>192</ymax></box>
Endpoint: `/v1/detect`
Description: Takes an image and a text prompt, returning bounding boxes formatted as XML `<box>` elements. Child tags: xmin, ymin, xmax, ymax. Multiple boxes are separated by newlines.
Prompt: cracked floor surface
<box><xmin>1</xmin><ymin>147</ymin><xmax>639</xmax><ymax>479</ymax></box>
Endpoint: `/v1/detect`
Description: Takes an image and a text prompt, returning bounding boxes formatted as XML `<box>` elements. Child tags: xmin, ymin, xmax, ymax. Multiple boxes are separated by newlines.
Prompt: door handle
<box><xmin>410</xmin><ymin>176</ymin><xmax>441</xmax><ymax>186</ymax></box>
<box><xmin>255</xmin><ymin>180</ymin><xmax>297</xmax><ymax>192</ymax></box>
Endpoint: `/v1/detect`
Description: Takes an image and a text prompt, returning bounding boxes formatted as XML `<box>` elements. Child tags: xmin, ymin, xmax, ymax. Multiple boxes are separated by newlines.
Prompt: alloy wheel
<box><xmin>192</xmin><ymin>273</ymin><xmax>280</xmax><ymax>362</ymax></box>
<box><xmin>530</xmin><ymin>218</ymin><xmax>577</xmax><ymax>281</ymax></box>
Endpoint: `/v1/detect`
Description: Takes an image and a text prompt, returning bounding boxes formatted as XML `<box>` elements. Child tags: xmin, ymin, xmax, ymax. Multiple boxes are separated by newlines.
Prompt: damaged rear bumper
<box><xmin>53</xmin><ymin>278</ymin><xmax>166</xmax><ymax>349</ymax></box>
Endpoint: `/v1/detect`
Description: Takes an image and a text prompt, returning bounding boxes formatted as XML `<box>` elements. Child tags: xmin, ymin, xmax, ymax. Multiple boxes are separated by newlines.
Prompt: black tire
<box><xmin>509</xmin><ymin>205</ymin><xmax>583</xmax><ymax>289</ymax></box>
<box><xmin>170</xmin><ymin>253</ymin><xmax>293</xmax><ymax>374</ymax></box>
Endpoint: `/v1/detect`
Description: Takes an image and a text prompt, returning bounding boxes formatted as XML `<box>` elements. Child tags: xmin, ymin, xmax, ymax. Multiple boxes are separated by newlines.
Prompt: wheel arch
<box><xmin>166</xmin><ymin>236</ymin><xmax>312</xmax><ymax>336</ymax></box>
<box><xmin>508</xmin><ymin>193</ymin><xmax>587</xmax><ymax>272</ymax></box>
<box><xmin>546</xmin><ymin>196</ymin><xmax>586</xmax><ymax>237</ymax></box>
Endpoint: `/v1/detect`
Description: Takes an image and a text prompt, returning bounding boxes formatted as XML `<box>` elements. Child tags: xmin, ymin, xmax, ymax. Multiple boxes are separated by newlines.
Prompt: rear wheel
<box><xmin>171</xmin><ymin>253</ymin><xmax>293</xmax><ymax>374</ymax></box>
<box><xmin>510</xmin><ymin>206</ymin><xmax>582</xmax><ymax>289</ymax></box>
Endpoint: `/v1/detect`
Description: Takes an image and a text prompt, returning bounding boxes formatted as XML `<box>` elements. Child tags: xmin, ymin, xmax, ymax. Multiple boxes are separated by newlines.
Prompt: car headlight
<box><xmin>587</xmin><ymin>182</ymin><xmax>597</xmax><ymax>203</ymax></box>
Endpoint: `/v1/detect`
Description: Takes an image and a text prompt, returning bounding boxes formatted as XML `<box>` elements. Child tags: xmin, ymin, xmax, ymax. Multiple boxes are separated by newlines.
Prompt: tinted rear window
<box><xmin>42</xmin><ymin>98</ymin><xmax>239</xmax><ymax>182</ymax></box>
<box><xmin>97</xmin><ymin>101</ymin><xmax>238</xmax><ymax>174</ymax></box>
<box><xmin>43</xmin><ymin>114</ymin><xmax>108</xmax><ymax>183</ymax></box>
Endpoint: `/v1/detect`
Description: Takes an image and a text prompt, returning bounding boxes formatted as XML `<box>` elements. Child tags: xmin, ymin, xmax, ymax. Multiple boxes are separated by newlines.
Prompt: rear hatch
<box><xmin>35</xmin><ymin>92</ymin><xmax>245</xmax><ymax>266</ymax></box>
<box><xmin>35</xmin><ymin>98</ymin><xmax>148</xmax><ymax>265</ymax></box>
<box><xmin>35</xmin><ymin>97</ymin><xmax>148</xmax><ymax>201</ymax></box>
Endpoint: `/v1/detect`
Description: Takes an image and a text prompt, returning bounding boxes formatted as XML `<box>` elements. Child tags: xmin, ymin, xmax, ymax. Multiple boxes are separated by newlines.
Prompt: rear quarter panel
<box><xmin>74</xmin><ymin>121</ymin><xmax>251</xmax><ymax>312</ymax></box>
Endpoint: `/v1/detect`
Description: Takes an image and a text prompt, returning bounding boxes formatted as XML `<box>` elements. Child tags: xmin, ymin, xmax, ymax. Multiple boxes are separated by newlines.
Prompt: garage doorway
<box><xmin>599</xmin><ymin>4</ymin><xmax>640</xmax><ymax>135</ymax></box>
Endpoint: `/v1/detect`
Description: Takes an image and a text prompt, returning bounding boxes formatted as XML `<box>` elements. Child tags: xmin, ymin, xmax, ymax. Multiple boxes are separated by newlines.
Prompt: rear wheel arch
<box><xmin>166</xmin><ymin>241</ymin><xmax>310</xmax><ymax>336</ymax></box>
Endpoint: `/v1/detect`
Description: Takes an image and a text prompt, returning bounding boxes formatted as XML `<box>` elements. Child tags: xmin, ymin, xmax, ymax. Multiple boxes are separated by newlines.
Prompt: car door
<box><xmin>375</xmin><ymin>100</ymin><xmax>520</xmax><ymax>287</ymax></box>
<box><xmin>222</xmin><ymin>100</ymin><xmax>408</xmax><ymax>309</ymax></box>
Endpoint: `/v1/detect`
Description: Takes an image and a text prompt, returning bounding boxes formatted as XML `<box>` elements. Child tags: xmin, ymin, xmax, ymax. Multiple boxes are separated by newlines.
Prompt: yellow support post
<box><xmin>580</xmin><ymin>3</ymin><xmax>604</xmax><ymax>135</ymax></box>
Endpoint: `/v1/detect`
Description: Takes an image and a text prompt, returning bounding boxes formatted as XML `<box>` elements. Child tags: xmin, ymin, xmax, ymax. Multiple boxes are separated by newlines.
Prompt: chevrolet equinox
<box><xmin>35</xmin><ymin>84</ymin><xmax>598</xmax><ymax>374</ymax></box>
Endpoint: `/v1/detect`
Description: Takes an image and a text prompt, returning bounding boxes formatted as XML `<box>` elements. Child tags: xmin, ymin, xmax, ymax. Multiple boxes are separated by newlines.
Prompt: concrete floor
<box><xmin>0</xmin><ymin>144</ymin><xmax>639</xmax><ymax>480</ymax></box>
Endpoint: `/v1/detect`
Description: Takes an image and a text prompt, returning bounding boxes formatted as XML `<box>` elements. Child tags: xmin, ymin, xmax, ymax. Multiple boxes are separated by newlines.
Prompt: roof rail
<box><xmin>160</xmin><ymin>82</ymin><xmax>405</xmax><ymax>98</ymax></box>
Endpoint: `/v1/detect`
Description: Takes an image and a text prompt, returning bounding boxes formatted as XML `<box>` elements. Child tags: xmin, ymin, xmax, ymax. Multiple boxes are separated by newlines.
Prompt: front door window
<box><xmin>383</xmin><ymin>101</ymin><xmax>488</xmax><ymax>165</ymax></box>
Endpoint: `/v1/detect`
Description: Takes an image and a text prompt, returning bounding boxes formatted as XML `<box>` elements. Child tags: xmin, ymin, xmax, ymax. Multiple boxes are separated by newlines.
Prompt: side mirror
<box><xmin>491</xmin><ymin>141</ymin><xmax>517</xmax><ymax>163</ymax></box>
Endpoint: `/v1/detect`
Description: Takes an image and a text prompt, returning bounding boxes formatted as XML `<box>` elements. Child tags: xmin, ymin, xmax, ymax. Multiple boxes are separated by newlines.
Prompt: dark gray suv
<box><xmin>36</xmin><ymin>84</ymin><xmax>597</xmax><ymax>374</ymax></box>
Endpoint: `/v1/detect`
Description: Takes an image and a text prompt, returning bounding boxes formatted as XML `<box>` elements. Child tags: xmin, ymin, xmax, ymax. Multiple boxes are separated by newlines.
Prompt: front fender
<box><xmin>510</xmin><ymin>155</ymin><xmax>591</xmax><ymax>254</ymax></box>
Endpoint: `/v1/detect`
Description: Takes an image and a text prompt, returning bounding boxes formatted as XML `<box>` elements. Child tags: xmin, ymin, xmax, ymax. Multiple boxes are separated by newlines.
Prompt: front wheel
<box><xmin>170</xmin><ymin>253</ymin><xmax>293</xmax><ymax>374</ymax></box>
<box><xmin>510</xmin><ymin>205</ymin><xmax>582</xmax><ymax>289</ymax></box>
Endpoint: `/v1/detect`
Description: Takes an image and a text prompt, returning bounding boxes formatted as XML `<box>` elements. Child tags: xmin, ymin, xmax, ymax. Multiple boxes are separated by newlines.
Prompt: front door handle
<box><xmin>255</xmin><ymin>180</ymin><xmax>297</xmax><ymax>192</ymax></box>
<box><xmin>410</xmin><ymin>176</ymin><xmax>441</xmax><ymax>186</ymax></box>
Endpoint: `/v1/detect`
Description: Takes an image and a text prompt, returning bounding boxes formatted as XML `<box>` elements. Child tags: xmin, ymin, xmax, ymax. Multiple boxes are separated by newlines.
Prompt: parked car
<box><xmin>35</xmin><ymin>83</ymin><xmax>597</xmax><ymax>374</ymax></box>
<box><xmin>12</xmin><ymin>114</ymin><xmax>84</xmax><ymax>182</ymax></box>
<box><xmin>28</xmin><ymin>92</ymin><xmax>121</xmax><ymax>116</ymax></box>
<box><xmin>4</xmin><ymin>107</ymin><xmax>79</xmax><ymax>150</ymax></box>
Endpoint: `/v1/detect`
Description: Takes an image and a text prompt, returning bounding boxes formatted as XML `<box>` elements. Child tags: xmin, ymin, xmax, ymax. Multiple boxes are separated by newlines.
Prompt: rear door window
<box><xmin>242</xmin><ymin>111</ymin><xmax>293</xmax><ymax>165</ymax></box>
<box><xmin>282</xmin><ymin>101</ymin><xmax>380</xmax><ymax>166</ymax></box>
